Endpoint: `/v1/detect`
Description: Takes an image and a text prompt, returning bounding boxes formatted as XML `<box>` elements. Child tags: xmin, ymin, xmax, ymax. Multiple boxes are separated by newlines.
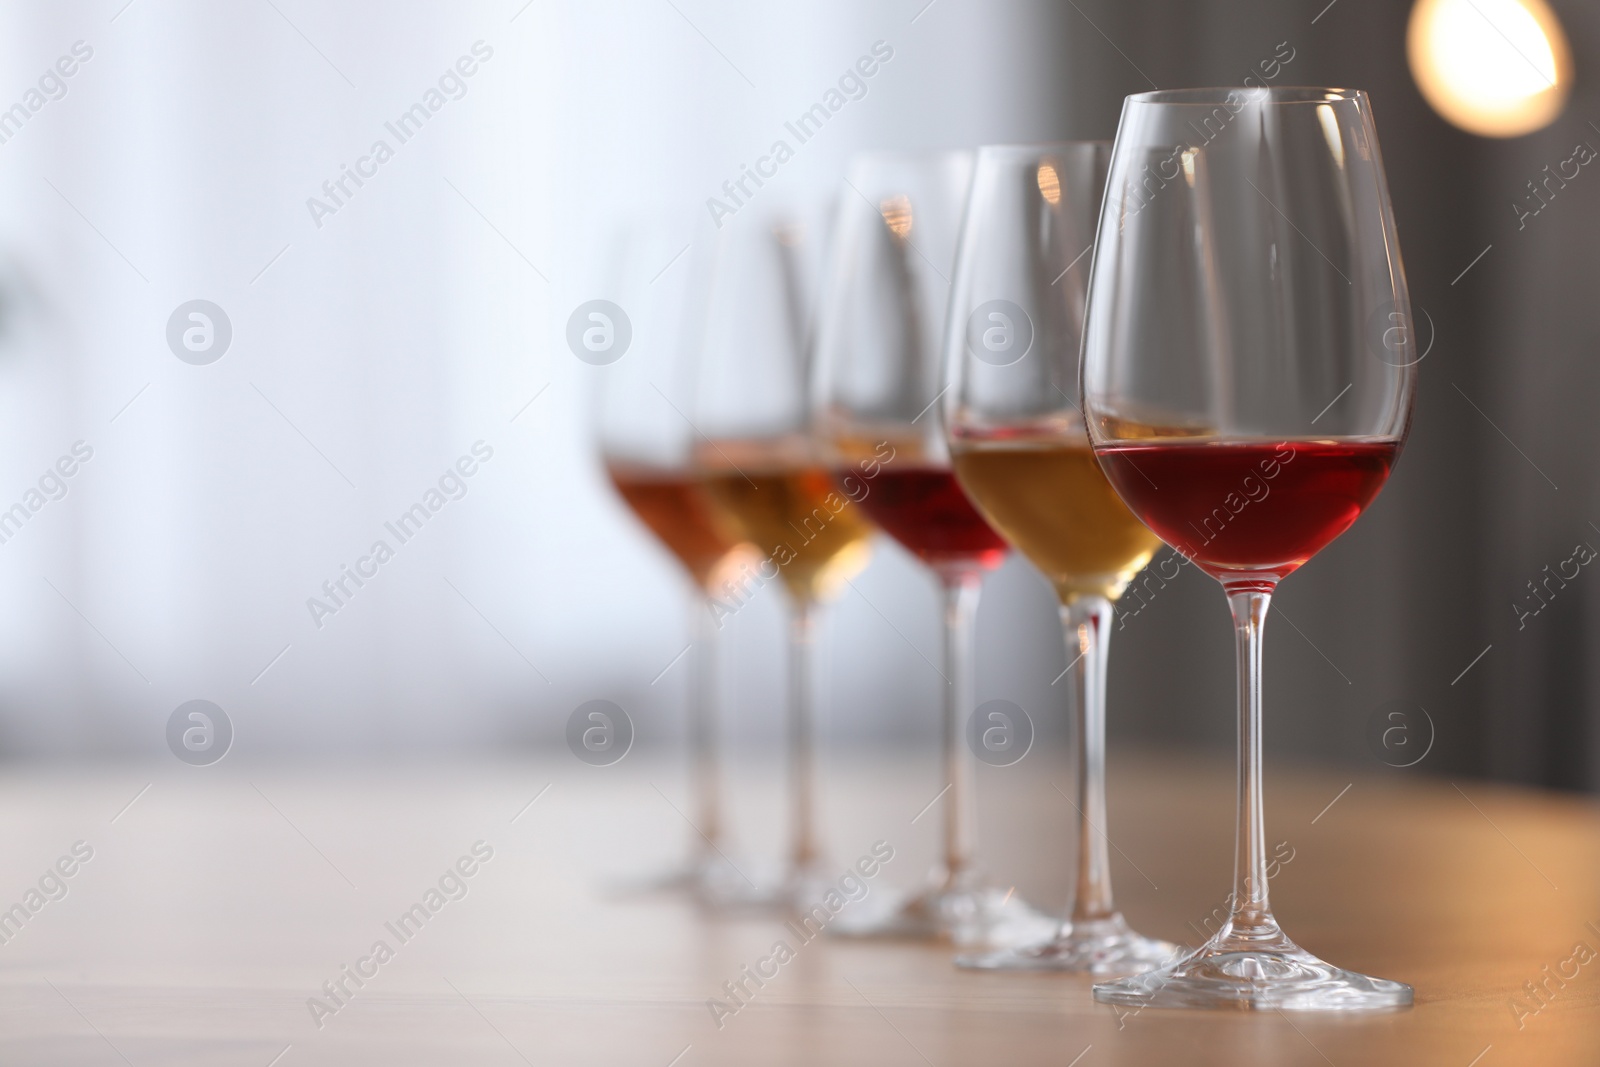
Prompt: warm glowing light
<box><xmin>1408</xmin><ymin>0</ymin><xmax>1571</xmax><ymax>138</ymax></box>
<box><xmin>879</xmin><ymin>195</ymin><xmax>913</xmax><ymax>238</ymax></box>
<box><xmin>1036</xmin><ymin>163</ymin><xmax>1061</xmax><ymax>205</ymax></box>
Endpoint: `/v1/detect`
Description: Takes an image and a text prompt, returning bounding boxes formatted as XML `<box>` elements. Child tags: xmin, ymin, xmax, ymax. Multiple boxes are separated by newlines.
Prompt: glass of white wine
<box><xmin>944</xmin><ymin>143</ymin><xmax>1179</xmax><ymax>974</ymax></box>
<box><xmin>693</xmin><ymin>201</ymin><xmax>873</xmax><ymax>906</ymax></box>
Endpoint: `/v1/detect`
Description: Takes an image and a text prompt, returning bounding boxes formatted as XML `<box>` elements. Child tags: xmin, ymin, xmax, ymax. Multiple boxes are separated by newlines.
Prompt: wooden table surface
<box><xmin>0</xmin><ymin>749</ymin><xmax>1592</xmax><ymax>1065</ymax></box>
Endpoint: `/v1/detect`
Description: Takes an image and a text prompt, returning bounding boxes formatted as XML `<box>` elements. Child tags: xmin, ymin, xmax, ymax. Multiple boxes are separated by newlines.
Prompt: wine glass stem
<box><xmin>788</xmin><ymin>597</ymin><xmax>819</xmax><ymax>876</ymax></box>
<box><xmin>939</xmin><ymin>572</ymin><xmax>982</xmax><ymax>883</ymax></box>
<box><xmin>1226</xmin><ymin>585</ymin><xmax>1279</xmax><ymax>939</ymax></box>
<box><xmin>1063</xmin><ymin>595</ymin><xmax>1116</xmax><ymax>923</ymax></box>
<box><xmin>689</xmin><ymin>596</ymin><xmax>722</xmax><ymax>858</ymax></box>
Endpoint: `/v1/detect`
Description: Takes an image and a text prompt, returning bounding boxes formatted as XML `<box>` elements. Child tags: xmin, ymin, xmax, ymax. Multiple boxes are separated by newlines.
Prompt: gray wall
<box><xmin>1054</xmin><ymin>0</ymin><xmax>1595</xmax><ymax>790</ymax></box>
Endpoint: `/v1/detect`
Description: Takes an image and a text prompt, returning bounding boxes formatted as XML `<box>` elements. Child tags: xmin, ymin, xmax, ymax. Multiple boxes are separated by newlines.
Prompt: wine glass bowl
<box><xmin>814</xmin><ymin>155</ymin><xmax>1014</xmax><ymax>586</ymax></box>
<box><xmin>605</xmin><ymin>463</ymin><xmax>748</xmax><ymax>593</ymax></box>
<box><xmin>697</xmin><ymin>436</ymin><xmax>874</xmax><ymax>605</ymax></box>
<box><xmin>1082</xmin><ymin>87</ymin><xmax>1415</xmax><ymax>1010</ymax></box>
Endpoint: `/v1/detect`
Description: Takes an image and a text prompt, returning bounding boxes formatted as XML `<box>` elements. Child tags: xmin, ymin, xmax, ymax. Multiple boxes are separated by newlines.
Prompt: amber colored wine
<box><xmin>698</xmin><ymin>438</ymin><xmax>873</xmax><ymax>602</ymax></box>
<box><xmin>607</xmin><ymin>462</ymin><xmax>746</xmax><ymax>591</ymax></box>
<box><xmin>951</xmin><ymin>433</ymin><xmax>1160</xmax><ymax>602</ymax></box>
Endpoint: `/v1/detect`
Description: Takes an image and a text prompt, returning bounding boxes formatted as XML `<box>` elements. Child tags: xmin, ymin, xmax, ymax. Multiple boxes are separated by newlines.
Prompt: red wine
<box><xmin>854</xmin><ymin>466</ymin><xmax>1008</xmax><ymax>573</ymax></box>
<box><xmin>1095</xmin><ymin>439</ymin><xmax>1398</xmax><ymax>582</ymax></box>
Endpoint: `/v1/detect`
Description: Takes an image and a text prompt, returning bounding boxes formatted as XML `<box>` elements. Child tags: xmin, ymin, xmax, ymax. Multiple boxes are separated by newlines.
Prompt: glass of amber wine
<box><xmin>1084</xmin><ymin>88</ymin><xmax>1414</xmax><ymax>1010</ymax></box>
<box><xmin>813</xmin><ymin>151</ymin><xmax>1050</xmax><ymax>945</ymax></box>
<box><xmin>944</xmin><ymin>143</ymin><xmax>1179</xmax><ymax>973</ymax></box>
<box><xmin>597</xmin><ymin>224</ymin><xmax>753</xmax><ymax>901</ymax></box>
<box><xmin>693</xmin><ymin>204</ymin><xmax>873</xmax><ymax>904</ymax></box>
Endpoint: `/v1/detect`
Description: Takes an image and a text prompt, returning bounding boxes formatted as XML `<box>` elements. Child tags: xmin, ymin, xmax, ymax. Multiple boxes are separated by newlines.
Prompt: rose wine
<box><xmin>1095</xmin><ymin>439</ymin><xmax>1399</xmax><ymax>582</ymax></box>
<box><xmin>950</xmin><ymin>433</ymin><xmax>1161</xmax><ymax>602</ymax></box>
<box><xmin>698</xmin><ymin>438</ymin><xmax>873</xmax><ymax>601</ymax></box>
<box><xmin>607</xmin><ymin>463</ymin><xmax>746</xmax><ymax>591</ymax></box>
<box><xmin>853</xmin><ymin>465</ymin><xmax>1008</xmax><ymax>574</ymax></box>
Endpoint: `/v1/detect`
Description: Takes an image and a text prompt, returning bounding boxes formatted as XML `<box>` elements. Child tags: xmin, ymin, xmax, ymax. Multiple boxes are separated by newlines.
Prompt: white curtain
<box><xmin>0</xmin><ymin>0</ymin><xmax>1078</xmax><ymax>756</ymax></box>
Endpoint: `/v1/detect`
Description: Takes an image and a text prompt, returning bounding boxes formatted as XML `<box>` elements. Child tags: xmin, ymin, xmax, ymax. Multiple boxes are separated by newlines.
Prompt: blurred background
<box><xmin>0</xmin><ymin>0</ymin><xmax>1590</xmax><ymax>792</ymax></box>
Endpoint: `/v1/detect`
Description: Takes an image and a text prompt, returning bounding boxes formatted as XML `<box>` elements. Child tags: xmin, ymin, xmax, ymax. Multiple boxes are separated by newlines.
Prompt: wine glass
<box><xmin>595</xmin><ymin>223</ymin><xmax>757</xmax><ymax>902</ymax></box>
<box><xmin>692</xmin><ymin>200</ymin><xmax>874</xmax><ymax>905</ymax></box>
<box><xmin>943</xmin><ymin>143</ymin><xmax>1181</xmax><ymax>974</ymax></box>
<box><xmin>1082</xmin><ymin>88</ymin><xmax>1415</xmax><ymax>1010</ymax></box>
<box><xmin>812</xmin><ymin>151</ymin><xmax>1052</xmax><ymax>946</ymax></box>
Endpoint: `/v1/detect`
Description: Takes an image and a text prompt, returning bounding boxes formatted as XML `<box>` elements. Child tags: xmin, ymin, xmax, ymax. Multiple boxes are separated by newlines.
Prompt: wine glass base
<box><xmin>956</xmin><ymin>913</ymin><xmax>1183</xmax><ymax>976</ymax></box>
<box><xmin>1092</xmin><ymin>931</ymin><xmax>1413</xmax><ymax>1011</ymax></box>
<box><xmin>827</xmin><ymin>881</ymin><xmax>1057</xmax><ymax>947</ymax></box>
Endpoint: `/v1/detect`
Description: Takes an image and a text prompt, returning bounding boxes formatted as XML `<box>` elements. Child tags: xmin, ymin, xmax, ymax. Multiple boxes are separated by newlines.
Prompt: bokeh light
<box><xmin>1407</xmin><ymin>0</ymin><xmax>1572</xmax><ymax>138</ymax></box>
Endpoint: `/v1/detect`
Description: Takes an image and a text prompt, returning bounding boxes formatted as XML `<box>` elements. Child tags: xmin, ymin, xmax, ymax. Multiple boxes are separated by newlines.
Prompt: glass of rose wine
<box><xmin>596</xmin><ymin>224</ymin><xmax>757</xmax><ymax>903</ymax></box>
<box><xmin>1083</xmin><ymin>88</ymin><xmax>1416</xmax><ymax>1010</ymax></box>
<box><xmin>812</xmin><ymin>151</ymin><xmax>1051</xmax><ymax>945</ymax></box>
<box><xmin>692</xmin><ymin>202</ymin><xmax>874</xmax><ymax>905</ymax></box>
<box><xmin>943</xmin><ymin>142</ymin><xmax>1180</xmax><ymax>974</ymax></box>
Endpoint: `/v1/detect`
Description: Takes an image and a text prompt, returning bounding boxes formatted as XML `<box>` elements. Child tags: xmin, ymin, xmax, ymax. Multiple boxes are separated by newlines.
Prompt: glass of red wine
<box><xmin>1082</xmin><ymin>88</ymin><xmax>1417</xmax><ymax>1010</ymax></box>
<box><xmin>813</xmin><ymin>151</ymin><xmax>1051</xmax><ymax>946</ymax></box>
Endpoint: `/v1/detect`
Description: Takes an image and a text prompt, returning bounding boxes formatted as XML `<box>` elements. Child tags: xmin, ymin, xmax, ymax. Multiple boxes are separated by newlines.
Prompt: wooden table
<box><xmin>0</xmin><ymin>750</ymin><xmax>1591</xmax><ymax>1065</ymax></box>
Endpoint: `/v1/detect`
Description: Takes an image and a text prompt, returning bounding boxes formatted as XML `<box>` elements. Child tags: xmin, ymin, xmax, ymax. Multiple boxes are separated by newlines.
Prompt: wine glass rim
<box><xmin>1126</xmin><ymin>86</ymin><xmax>1369</xmax><ymax>106</ymax></box>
